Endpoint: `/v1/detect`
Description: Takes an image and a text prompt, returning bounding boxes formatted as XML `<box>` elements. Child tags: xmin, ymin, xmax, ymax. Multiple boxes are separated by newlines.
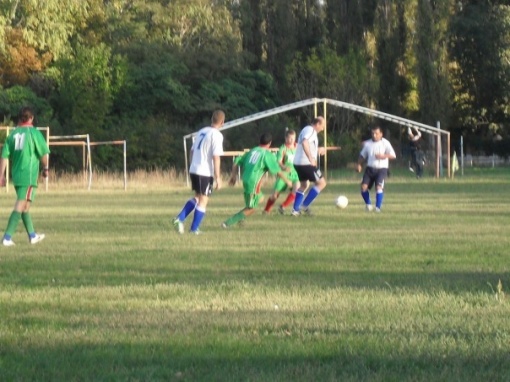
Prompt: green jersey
<box><xmin>1</xmin><ymin>127</ymin><xmax>50</xmax><ymax>186</ymax></box>
<box><xmin>276</xmin><ymin>143</ymin><xmax>298</xmax><ymax>180</ymax></box>
<box><xmin>235</xmin><ymin>146</ymin><xmax>281</xmax><ymax>194</ymax></box>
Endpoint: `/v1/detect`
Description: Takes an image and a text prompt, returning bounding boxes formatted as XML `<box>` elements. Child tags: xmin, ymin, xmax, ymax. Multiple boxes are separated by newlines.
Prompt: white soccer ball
<box><xmin>336</xmin><ymin>195</ymin><xmax>348</xmax><ymax>209</ymax></box>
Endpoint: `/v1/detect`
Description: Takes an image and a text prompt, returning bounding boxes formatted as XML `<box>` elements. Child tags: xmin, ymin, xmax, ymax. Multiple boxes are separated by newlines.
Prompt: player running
<box><xmin>263</xmin><ymin>129</ymin><xmax>300</xmax><ymax>215</ymax></box>
<box><xmin>356</xmin><ymin>125</ymin><xmax>396</xmax><ymax>212</ymax></box>
<box><xmin>222</xmin><ymin>133</ymin><xmax>292</xmax><ymax>228</ymax></box>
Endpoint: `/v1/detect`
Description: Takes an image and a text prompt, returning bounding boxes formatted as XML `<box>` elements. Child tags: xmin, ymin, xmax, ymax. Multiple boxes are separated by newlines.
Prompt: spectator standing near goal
<box><xmin>222</xmin><ymin>133</ymin><xmax>291</xmax><ymax>228</ymax></box>
<box><xmin>357</xmin><ymin>125</ymin><xmax>396</xmax><ymax>212</ymax></box>
<box><xmin>291</xmin><ymin>116</ymin><xmax>327</xmax><ymax>216</ymax></box>
<box><xmin>408</xmin><ymin>126</ymin><xmax>422</xmax><ymax>174</ymax></box>
<box><xmin>173</xmin><ymin>109</ymin><xmax>225</xmax><ymax>235</ymax></box>
<box><xmin>0</xmin><ymin>106</ymin><xmax>50</xmax><ymax>246</ymax></box>
<box><xmin>263</xmin><ymin>128</ymin><xmax>299</xmax><ymax>215</ymax></box>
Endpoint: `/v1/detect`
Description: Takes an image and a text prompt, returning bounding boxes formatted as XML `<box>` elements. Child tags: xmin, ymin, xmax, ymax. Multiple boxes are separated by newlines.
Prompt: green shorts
<box><xmin>243</xmin><ymin>192</ymin><xmax>263</xmax><ymax>209</ymax></box>
<box><xmin>15</xmin><ymin>185</ymin><xmax>37</xmax><ymax>202</ymax></box>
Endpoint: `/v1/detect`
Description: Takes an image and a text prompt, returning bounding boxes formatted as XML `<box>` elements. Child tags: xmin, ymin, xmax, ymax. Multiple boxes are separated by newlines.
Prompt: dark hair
<box><xmin>260</xmin><ymin>132</ymin><xmax>272</xmax><ymax>145</ymax></box>
<box><xmin>18</xmin><ymin>106</ymin><xmax>34</xmax><ymax>124</ymax></box>
<box><xmin>311</xmin><ymin>116</ymin><xmax>324</xmax><ymax>125</ymax></box>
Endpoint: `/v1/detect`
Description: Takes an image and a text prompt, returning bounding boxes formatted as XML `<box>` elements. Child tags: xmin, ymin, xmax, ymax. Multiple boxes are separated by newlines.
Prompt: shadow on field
<box><xmin>2</xmin><ymin>341</ymin><xmax>509</xmax><ymax>381</ymax></box>
<box><xmin>1</xmin><ymin>259</ymin><xmax>507</xmax><ymax>294</ymax></box>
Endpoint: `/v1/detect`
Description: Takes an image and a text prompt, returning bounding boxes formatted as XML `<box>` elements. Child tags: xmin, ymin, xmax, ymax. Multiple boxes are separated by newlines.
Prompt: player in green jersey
<box><xmin>0</xmin><ymin>107</ymin><xmax>50</xmax><ymax>246</ymax></box>
<box><xmin>263</xmin><ymin>129</ymin><xmax>300</xmax><ymax>214</ymax></box>
<box><xmin>222</xmin><ymin>133</ymin><xmax>292</xmax><ymax>228</ymax></box>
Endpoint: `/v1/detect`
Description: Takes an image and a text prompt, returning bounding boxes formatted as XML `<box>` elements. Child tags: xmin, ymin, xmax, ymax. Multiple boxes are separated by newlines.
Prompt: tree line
<box><xmin>0</xmin><ymin>0</ymin><xmax>509</xmax><ymax>171</ymax></box>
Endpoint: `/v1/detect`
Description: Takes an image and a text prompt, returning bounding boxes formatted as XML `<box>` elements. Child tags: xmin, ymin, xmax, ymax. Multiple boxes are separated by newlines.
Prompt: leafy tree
<box><xmin>450</xmin><ymin>2</ymin><xmax>510</xmax><ymax>135</ymax></box>
<box><xmin>415</xmin><ymin>0</ymin><xmax>452</xmax><ymax>127</ymax></box>
<box><xmin>0</xmin><ymin>0</ymin><xmax>88</xmax><ymax>58</ymax></box>
<box><xmin>0</xmin><ymin>85</ymin><xmax>52</xmax><ymax>125</ymax></box>
<box><xmin>52</xmin><ymin>43</ymin><xmax>126</xmax><ymax>138</ymax></box>
<box><xmin>285</xmin><ymin>46</ymin><xmax>375</xmax><ymax>136</ymax></box>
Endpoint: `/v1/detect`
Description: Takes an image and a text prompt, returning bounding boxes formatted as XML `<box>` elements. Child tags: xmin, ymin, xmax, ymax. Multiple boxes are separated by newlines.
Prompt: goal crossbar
<box><xmin>182</xmin><ymin>98</ymin><xmax>451</xmax><ymax>183</ymax></box>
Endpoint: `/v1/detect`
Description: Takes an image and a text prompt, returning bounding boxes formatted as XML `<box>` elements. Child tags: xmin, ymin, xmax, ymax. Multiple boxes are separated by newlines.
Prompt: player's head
<box><xmin>259</xmin><ymin>132</ymin><xmax>272</xmax><ymax>146</ymax></box>
<box><xmin>18</xmin><ymin>106</ymin><xmax>34</xmax><ymax>124</ymax></box>
<box><xmin>311</xmin><ymin>116</ymin><xmax>325</xmax><ymax>132</ymax></box>
<box><xmin>285</xmin><ymin>129</ymin><xmax>296</xmax><ymax>145</ymax></box>
<box><xmin>371</xmin><ymin>125</ymin><xmax>383</xmax><ymax>142</ymax></box>
<box><xmin>211</xmin><ymin>109</ymin><xmax>225</xmax><ymax>128</ymax></box>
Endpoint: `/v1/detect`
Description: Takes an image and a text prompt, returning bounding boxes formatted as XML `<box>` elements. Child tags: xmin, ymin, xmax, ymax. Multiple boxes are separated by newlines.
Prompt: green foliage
<box><xmin>0</xmin><ymin>0</ymin><xmax>88</xmax><ymax>59</ymax></box>
<box><xmin>114</xmin><ymin>43</ymin><xmax>191</xmax><ymax>120</ymax></box>
<box><xmin>450</xmin><ymin>3</ymin><xmax>510</xmax><ymax>131</ymax></box>
<box><xmin>53</xmin><ymin>43</ymin><xmax>126</xmax><ymax>137</ymax></box>
<box><xmin>0</xmin><ymin>85</ymin><xmax>53</xmax><ymax>125</ymax></box>
<box><xmin>285</xmin><ymin>46</ymin><xmax>375</xmax><ymax>134</ymax></box>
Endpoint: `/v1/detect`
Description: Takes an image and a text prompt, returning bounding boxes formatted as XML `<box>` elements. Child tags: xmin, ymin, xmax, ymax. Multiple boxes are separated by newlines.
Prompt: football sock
<box><xmin>224</xmin><ymin>211</ymin><xmax>245</xmax><ymax>227</ymax></box>
<box><xmin>5</xmin><ymin>211</ymin><xmax>21</xmax><ymax>237</ymax></box>
<box><xmin>190</xmin><ymin>206</ymin><xmax>205</xmax><ymax>232</ymax></box>
<box><xmin>264</xmin><ymin>198</ymin><xmax>276</xmax><ymax>212</ymax></box>
<box><xmin>376</xmin><ymin>190</ymin><xmax>384</xmax><ymax>209</ymax></box>
<box><xmin>177</xmin><ymin>198</ymin><xmax>197</xmax><ymax>221</ymax></box>
<box><xmin>361</xmin><ymin>190</ymin><xmax>371</xmax><ymax>205</ymax></box>
<box><xmin>293</xmin><ymin>190</ymin><xmax>305</xmax><ymax>211</ymax></box>
<box><xmin>302</xmin><ymin>186</ymin><xmax>320</xmax><ymax>208</ymax></box>
<box><xmin>21</xmin><ymin>212</ymin><xmax>35</xmax><ymax>237</ymax></box>
<box><xmin>281</xmin><ymin>192</ymin><xmax>295</xmax><ymax>207</ymax></box>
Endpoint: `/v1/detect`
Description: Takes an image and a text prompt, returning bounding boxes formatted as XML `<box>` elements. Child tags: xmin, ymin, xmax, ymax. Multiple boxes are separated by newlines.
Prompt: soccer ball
<box><xmin>336</xmin><ymin>195</ymin><xmax>348</xmax><ymax>209</ymax></box>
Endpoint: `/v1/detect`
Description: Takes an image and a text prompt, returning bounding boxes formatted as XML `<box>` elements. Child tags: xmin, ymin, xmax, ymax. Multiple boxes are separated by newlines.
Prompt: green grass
<box><xmin>0</xmin><ymin>170</ymin><xmax>509</xmax><ymax>381</ymax></box>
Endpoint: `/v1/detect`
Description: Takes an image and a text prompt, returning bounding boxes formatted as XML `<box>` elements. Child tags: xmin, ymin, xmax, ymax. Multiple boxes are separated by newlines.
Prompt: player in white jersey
<box><xmin>173</xmin><ymin>110</ymin><xmax>225</xmax><ymax>234</ymax></box>
<box><xmin>291</xmin><ymin>116</ymin><xmax>327</xmax><ymax>216</ymax></box>
<box><xmin>357</xmin><ymin>125</ymin><xmax>396</xmax><ymax>212</ymax></box>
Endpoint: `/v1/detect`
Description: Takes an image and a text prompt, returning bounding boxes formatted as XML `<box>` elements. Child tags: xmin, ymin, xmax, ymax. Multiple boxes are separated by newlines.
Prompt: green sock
<box><xmin>224</xmin><ymin>211</ymin><xmax>246</xmax><ymax>227</ymax></box>
<box><xmin>22</xmin><ymin>212</ymin><xmax>35</xmax><ymax>236</ymax></box>
<box><xmin>5</xmin><ymin>211</ymin><xmax>22</xmax><ymax>237</ymax></box>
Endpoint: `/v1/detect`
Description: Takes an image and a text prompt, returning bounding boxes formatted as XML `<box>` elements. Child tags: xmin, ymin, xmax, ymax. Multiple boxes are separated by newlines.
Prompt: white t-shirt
<box><xmin>189</xmin><ymin>127</ymin><xmax>224</xmax><ymax>177</ymax></box>
<box><xmin>293</xmin><ymin>125</ymin><xmax>318</xmax><ymax>166</ymax></box>
<box><xmin>359</xmin><ymin>138</ymin><xmax>396</xmax><ymax>169</ymax></box>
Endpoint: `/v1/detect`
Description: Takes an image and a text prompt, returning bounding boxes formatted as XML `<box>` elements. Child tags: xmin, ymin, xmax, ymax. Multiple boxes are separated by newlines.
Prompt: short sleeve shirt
<box><xmin>359</xmin><ymin>138</ymin><xmax>396</xmax><ymax>169</ymax></box>
<box><xmin>235</xmin><ymin>146</ymin><xmax>280</xmax><ymax>194</ymax></box>
<box><xmin>189</xmin><ymin>126</ymin><xmax>224</xmax><ymax>177</ymax></box>
<box><xmin>277</xmin><ymin>144</ymin><xmax>298</xmax><ymax>178</ymax></box>
<box><xmin>1</xmin><ymin>127</ymin><xmax>50</xmax><ymax>186</ymax></box>
<box><xmin>293</xmin><ymin>125</ymin><xmax>318</xmax><ymax>166</ymax></box>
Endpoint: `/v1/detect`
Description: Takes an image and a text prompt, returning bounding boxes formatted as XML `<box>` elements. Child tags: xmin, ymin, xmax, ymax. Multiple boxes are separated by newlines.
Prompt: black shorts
<box><xmin>361</xmin><ymin>167</ymin><xmax>388</xmax><ymax>190</ymax></box>
<box><xmin>294</xmin><ymin>165</ymin><xmax>323</xmax><ymax>182</ymax></box>
<box><xmin>190</xmin><ymin>173</ymin><xmax>214</xmax><ymax>196</ymax></box>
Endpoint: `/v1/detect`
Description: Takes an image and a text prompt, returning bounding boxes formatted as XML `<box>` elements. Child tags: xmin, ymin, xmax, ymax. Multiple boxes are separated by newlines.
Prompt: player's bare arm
<box><xmin>213</xmin><ymin>155</ymin><xmax>222</xmax><ymax>190</ymax></box>
<box><xmin>0</xmin><ymin>158</ymin><xmax>7</xmax><ymax>186</ymax></box>
<box><xmin>356</xmin><ymin>155</ymin><xmax>365</xmax><ymax>172</ymax></box>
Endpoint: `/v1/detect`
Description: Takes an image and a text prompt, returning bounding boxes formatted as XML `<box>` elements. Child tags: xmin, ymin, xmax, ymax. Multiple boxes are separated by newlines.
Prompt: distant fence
<box><xmin>463</xmin><ymin>155</ymin><xmax>510</xmax><ymax>167</ymax></box>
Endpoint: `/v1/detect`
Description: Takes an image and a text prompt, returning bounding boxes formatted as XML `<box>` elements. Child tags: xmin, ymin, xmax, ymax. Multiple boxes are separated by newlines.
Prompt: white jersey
<box><xmin>293</xmin><ymin>125</ymin><xmax>318</xmax><ymax>166</ymax></box>
<box><xmin>189</xmin><ymin>126</ymin><xmax>224</xmax><ymax>177</ymax></box>
<box><xmin>360</xmin><ymin>138</ymin><xmax>396</xmax><ymax>169</ymax></box>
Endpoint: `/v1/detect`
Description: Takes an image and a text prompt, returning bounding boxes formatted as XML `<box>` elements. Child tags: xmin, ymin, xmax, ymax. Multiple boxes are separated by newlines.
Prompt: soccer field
<box><xmin>1</xmin><ymin>171</ymin><xmax>509</xmax><ymax>381</ymax></box>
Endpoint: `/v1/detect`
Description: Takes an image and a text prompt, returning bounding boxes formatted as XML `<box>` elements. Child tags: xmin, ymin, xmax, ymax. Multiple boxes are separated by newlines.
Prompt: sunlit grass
<box><xmin>0</xmin><ymin>169</ymin><xmax>509</xmax><ymax>381</ymax></box>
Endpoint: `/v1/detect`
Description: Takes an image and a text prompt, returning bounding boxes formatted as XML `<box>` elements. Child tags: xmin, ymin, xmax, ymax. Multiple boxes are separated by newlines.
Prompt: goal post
<box><xmin>50</xmin><ymin>134</ymin><xmax>92</xmax><ymax>190</ymax></box>
<box><xmin>88</xmin><ymin>140</ymin><xmax>127</xmax><ymax>191</ymax></box>
<box><xmin>182</xmin><ymin>98</ymin><xmax>452</xmax><ymax>183</ymax></box>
